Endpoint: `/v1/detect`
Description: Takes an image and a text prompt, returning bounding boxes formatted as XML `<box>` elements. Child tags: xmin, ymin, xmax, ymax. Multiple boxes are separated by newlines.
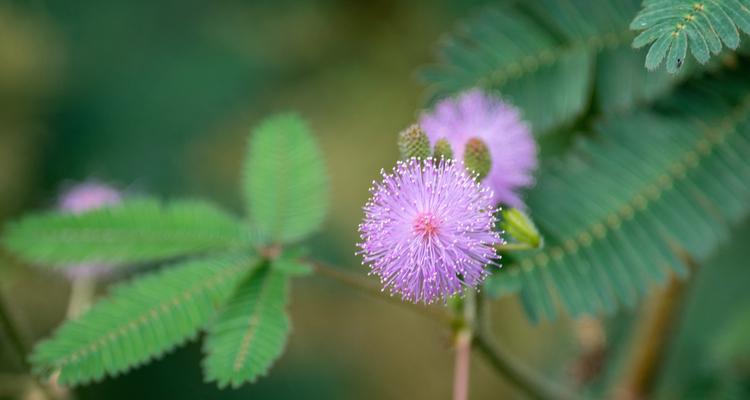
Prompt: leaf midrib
<box><xmin>232</xmin><ymin>269</ymin><xmax>275</xmax><ymax>372</ymax></box>
<box><xmin>54</xmin><ymin>261</ymin><xmax>250</xmax><ymax>369</ymax></box>
<box><xmin>514</xmin><ymin>92</ymin><xmax>750</xmax><ymax>272</ymax></box>
<box><xmin>475</xmin><ymin>29</ymin><xmax>634</xmax><ymax>88</ymax></box>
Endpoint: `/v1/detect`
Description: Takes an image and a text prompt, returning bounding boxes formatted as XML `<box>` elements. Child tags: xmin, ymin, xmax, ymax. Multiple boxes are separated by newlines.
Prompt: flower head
<box><xmin>59</xmin><ymin>182</ymin><xmax>121</xmax><ymax>214</ymax></box>
<box><xmin>58</xmin><ymin>182</ymin><xmax>122</xmax><ymax>279</ymax></box>
<box><xmin>419</xmin><ymin>89</ymin><xmax>537</xmax><ymax>208</ymax></box>
<box><xmin>358</xmin><ymin>158</ymin><xmax>502</xmax><ymax>304</ymax></box>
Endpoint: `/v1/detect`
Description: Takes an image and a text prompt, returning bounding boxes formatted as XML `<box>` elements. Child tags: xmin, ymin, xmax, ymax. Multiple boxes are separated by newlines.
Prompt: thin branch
<box><xmin>611</xmin><ymin>273</ymin><xmax>689</xmax><ymax>399</ymax></box>
<box><xmin>452</xmin><ymin>290</ymin><xmax>476</xmax><ymax>400</ymax></box>
<box><xmin>473</xmin><ymin>293</ymin><xmax>579</xmax><ymax>400</ymax></box>
<box><xmin>66</xmin><ymin>277</ymin><xmax>96</xmax><ymax>319</ymax></box>
<box><xmin>309</xmin><ymin>259</ymin><xmax>575</xmax><ymax>399</ymax></box>
<box><xmin>473</xmin><ymin>331</ymin><xmax>579</xmax><ymax>400</ymax></box>
<box><xmin>453</xmin><ymin>330</ymin><xmax>472</xmax><ymax>400</ymax></box>
<box><xmin>0</xmin><ymin>291</ymin><xmax>30</xmax><ymax>370</ymax></box>
<box><xmin>306</xmin><ymin>260</ymin><xmax>450</xmax><ymax>323</ymax></box>
<box><xmin>0</xmin><ymin>290</ymin><xmax>58</xmax><ymax>400</ymax></box>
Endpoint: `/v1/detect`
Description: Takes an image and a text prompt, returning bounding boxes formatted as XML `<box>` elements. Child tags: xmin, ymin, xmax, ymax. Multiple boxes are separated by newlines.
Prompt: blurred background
<box><xmin>1</xmin><ymin>1</ymin><xmax>749</xmax><ymax>399</ymax></box>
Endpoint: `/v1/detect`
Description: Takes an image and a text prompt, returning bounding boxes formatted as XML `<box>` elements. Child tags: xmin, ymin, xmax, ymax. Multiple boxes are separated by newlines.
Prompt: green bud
<box><xmin>432</xmin><ymin>138</ymin><xmax>454</xmax><ymax>160</ymax></box>
<box><xmin>463</xmin><ymin>137</ymin><xmax>491</xmax><ymax>180</ymax></box>
<box><xmin>397</xmin><ymin>124</ymin><xmax>431</xmax><ymax>160</ymax></box>
<box><xmin>501</xmin><ymin>208</ymin><xmax>542</xmax><ymax>248</ymax></box>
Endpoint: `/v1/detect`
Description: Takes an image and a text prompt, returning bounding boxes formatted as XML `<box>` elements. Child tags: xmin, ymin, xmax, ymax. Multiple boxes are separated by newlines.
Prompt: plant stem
<box><xmin>453</xmin><ymin>290</ymin><xmax>476</xmax><ymax>400</ymax></box>
<box><xmin>307</xmin><ymin>260</ymin><xmax>450</xmax><ymax>323</ymax></box>
<box><xmin>473</xmin><ymin>332</ymin><xmax>578</xmax><ymax>400</ymax></box>
<box><xmin>310</xmin><ymin>260</ymin><xmax>573</xmax><ymax>399</ymax></box>
<box><xmin>473</xmin><ymin>293</ymin><xmax>578</xmax><ymax>400</ymax></box>
<box><xmin>611</xmin><ymin>274</ymin><xmax>688</xmax><ymax>399</ymax></box>
<box><xmin>453</xmin><ymin>329</ymin><xmax>472</xmax><ymax>400</ymax></box>
<box><xmin>65</xmin><ymin>277</ymin><xmax>96</xmax><ymax>319</ymax></box>
<box><xmin>0</xmin><ymin>291</ymin><xmax>29</xmax><ymax>370</ymax></box>
<box><xmin>0</xmin><ymin>290</ymin><xmax>58</xmax><ymax>400</ymax></box>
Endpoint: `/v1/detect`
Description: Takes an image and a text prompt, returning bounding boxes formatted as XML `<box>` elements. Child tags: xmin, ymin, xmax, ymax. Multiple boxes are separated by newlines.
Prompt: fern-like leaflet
<box><xmin>486</xmin><ymin>68</ymin><xmax>750</xmax><ymax>321</ymax></box>
<box><xmin>243</xmin><ymin>113</ymin><xmax>329</xmax><ymax>244</ymax></box>
<box><xmin>30</xmin><ymin>253</ymin><xmax>259</xmax><ymax>385</ymax></box>
<box><xmin>202</xmin><ymin>263</ymin><xmax>291</xmax><ymax>388</ymax></box>
<box><xmin>421</xmin><ymin>0</ymin><xmax>685</xmax><ymax>135</ymax></box>
<box><xmin>3</xmin><ymin>198</ymin><xmax>249</xmax><ymax>266</ymax></box>
<box><xmin>631</xmin><ymin>0</ymin><xmax>750</xmax><ymax>72</ymax></box>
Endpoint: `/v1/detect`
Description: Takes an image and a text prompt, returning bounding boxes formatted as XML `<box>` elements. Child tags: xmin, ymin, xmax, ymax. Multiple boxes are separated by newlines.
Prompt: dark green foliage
<box><xmin>632</xmin><ymin>0</ymin><xmax>750</xmax><ymax>72</ymax></box>
<box><xmin>203</xmin><ymin>264</ymin><xmax>291</xmax><ymax>388</ymax></box>
<box><xmin>30</xmin><ymin>253</ymin><xmax>259</xmax><ymax>385</ymax></box>
<box><xmin>3</xmin><ymin>198</ymin><xmax>249</xmax><ymax>266</ymax></box>
<box><xmin>486</xmin><ymin>69</ymin><xmax>750</xmax><ymax>321</ymax></box>
<box><xmin>421</xmin><ymin>0</ymin><xmax>681</xmax><ymax>134</ymax></box>
<box><xmin>3</xmin><ymin>113</ymin><xmax>330</xmax><ymax>389</ymax></box>
<box><xmin>243</xmin><ymin>113</ymin><xmax>329</xmax><ymax>244</ymax></box>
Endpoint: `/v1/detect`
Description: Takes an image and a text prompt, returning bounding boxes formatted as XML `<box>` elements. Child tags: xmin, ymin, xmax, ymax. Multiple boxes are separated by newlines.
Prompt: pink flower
<box><xmin>420</xmin><ymin>89</ymin><xmax>537</xmax><ymax>208</ymax></box>
<box><xmin>358</xmin><ymin>158</ymin><xmax>502</xmax><ymax>304</ymax></box>
<box><xmin>58</xmin><ymin>182</ymin><xmax>122</xmax><ymax>279</ymax></box>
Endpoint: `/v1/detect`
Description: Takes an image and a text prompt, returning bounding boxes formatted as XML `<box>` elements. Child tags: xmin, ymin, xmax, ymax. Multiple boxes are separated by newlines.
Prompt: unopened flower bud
<box><xmin>432</xmin><ymin>138</ymin><xmax>453</xmax><ymax>160</ymax></box>
<box><xmin>463</xmin><ymin>137</ymin><xmax>491</xmax><ymax>181</ymax></box>
<box><xmin>501</xmin><ymin>208</ymin><xmax>542</xmax><ymax>248</ymax></box>
<box><xmin>397</xmin><ymin>124</ymin><xmax>431</xmax><ymax>160</ymax></box>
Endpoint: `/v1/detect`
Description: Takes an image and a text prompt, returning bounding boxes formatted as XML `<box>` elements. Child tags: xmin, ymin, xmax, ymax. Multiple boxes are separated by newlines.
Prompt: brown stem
<box><xmin>473</xmin><ymin>293</ymin><xmax>579</xmax><ymax>400</ymax></box>
<box><xmin>0</xmin><ymin>292</ymin><xmax>29</xmax><ymax>371</ymax></box>
<box><xmin>0</xmin><ymin>290</ymin><xmax>59</xmax><ymax>400</ymax></box>
<box><xmin>611</xmin><ymin>274</ymin><xmax>689</xmax><ymax>400</ymax></box>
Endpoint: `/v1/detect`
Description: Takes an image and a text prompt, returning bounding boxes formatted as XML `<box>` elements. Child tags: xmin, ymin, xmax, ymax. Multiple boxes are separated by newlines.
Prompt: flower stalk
<box><xmin>65</xmin><ymin>277</ymin><xmax>96</xmax><ymax>319</ymax></box>
<box><xmin>0</xmin><ymin>291</ymin><xmax>58</xmax><ymax>400</ymax></box>
<box><xmin>452</xmin><ymin>290</ymin><xmax>476</xmax><ymax>400</ymax></box>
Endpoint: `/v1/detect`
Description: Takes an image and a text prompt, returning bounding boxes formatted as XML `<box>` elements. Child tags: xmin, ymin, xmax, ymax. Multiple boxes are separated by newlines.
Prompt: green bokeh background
<box><xmin>1</xmin><ymin>1</ymin><xmax>748</xmax><ymax>399</ymax></box>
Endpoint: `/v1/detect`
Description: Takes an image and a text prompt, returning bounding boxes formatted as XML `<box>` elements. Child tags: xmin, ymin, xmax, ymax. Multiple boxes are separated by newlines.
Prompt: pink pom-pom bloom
<box><xmin>419</xmin><ymin>89</ymin><xmax>537</xmax><ymax>208</ymax></box>
<box><xmin>59</xmin><ymin>182</ymin><xmax>121</xmax><ymax>214</ymax></box>
<box><xmin>58</xmin><ymin>182</ymin><xmax>122</xmax><ymax>279</ymax></box>
<box><xmin>358</xmin><ymin>158</ymin><xmax>502</xmax><ymax>304</ymax></box>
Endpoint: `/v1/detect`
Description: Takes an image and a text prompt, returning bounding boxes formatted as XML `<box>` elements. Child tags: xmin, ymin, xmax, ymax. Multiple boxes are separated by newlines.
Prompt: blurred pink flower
<box><xmin>58</xmin><ymin>182</ymin><xmax>122</xmax><ymax>279</ymax></box>
<box><xmin>420</xmin><ymin>89</ymin><xmax>537</xmax><ymax>208</ymax></box>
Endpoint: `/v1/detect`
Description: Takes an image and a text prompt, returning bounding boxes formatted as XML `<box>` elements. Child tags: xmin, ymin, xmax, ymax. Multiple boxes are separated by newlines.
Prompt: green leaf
<box><xmin>243</xmin><ymin>113</ymin><xmax>329</xmax><ymax>244</ymax></box>
<box><xmin>30</xmin><ymin>253</ymin><xmax>258</xmax><ymax>385</ymax></box>
<box><xmin>486</xmin><ymin>68</ymin><xmax>750</xmax><ymax>321</ymax></box>
<box><xmin>631</xmin><ymin>0</ymin><xmax>750</xmax><ymax>72</ymax></box>
<box><xmin>202</xmin><ymin>264</ymin><xmax>290</xmax><ymax>388</ymax></box>
<box><xmin>3</xmin><ymin>198</ymin><xmax>249</xmax><ymax>266</ymax></box>
<box><xmin>421</xmin><ymin>0</ymin><xmax>685</xmax><ymax>134</ymax></box>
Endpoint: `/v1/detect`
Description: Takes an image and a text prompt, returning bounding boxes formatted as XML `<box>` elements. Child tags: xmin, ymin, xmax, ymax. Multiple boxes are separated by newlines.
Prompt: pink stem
<box><xmin>453</xmin><ymin>330</ymin><xmax>472</xmax><ymax>400</ymax></box>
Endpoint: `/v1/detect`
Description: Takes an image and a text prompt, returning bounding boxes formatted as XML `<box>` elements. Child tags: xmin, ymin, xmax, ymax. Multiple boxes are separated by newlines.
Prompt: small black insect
<box><xmin>676</xmin><ymin>58</ymin><xmax>683</xmax><ymax>68</ymax></box>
